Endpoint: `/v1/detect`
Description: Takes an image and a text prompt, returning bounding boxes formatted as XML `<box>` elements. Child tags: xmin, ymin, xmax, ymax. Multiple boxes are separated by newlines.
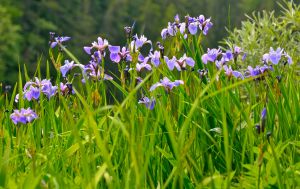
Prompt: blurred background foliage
<box><xmin>0</xmin><ymin>0</ymin><xmax>299</xmax><ymax>84</ymax></box>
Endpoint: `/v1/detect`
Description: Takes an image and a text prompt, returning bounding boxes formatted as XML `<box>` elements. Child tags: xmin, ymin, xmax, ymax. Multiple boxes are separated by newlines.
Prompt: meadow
<box><xmin>0</xmin><ymin>1</ymin><xmax>300</xmax><ymax>188</ymax></box>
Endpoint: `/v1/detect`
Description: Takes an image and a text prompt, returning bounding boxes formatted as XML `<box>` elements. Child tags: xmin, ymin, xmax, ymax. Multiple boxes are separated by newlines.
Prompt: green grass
<box><xmin>1</xmin><ymin>2</ymin><xmax>300</xmax><ymax>188</ymax></box>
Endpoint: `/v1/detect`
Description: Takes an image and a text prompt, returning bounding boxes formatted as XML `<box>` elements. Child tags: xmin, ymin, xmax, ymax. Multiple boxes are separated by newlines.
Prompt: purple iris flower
<box><xmin>83</xmin><ymin>63</ymin><xmax>113</xmax><ymax>81</ymax></box>
<box><xmin>131</xmin><ymin>34</ymin><xmax>152</xmax><ymax>51</ymax></box>
<box><xmin>60</xmin><ymin>82</ymin><xmax>75</xmax><ymax>95</ymax></box>
<box><xmin>201</xmin><ymin>48</ymin><xmax>221</xmax><ymax>64</ymax></box>
<box><xmin>150</xmin><ymin>77</ymin><xmax>184</xmax><ymax>92</ymax></box>
<box><xmin>149</xmin><ymin>51</ymin><xmax>161</xmax><ymax>67</ymax></box>
<box><xmin>109</xmin><ymin>46</ymin><xmax>132</xmax><ymax>63</ymax></box>
<box><xmin>136</xmin><ymin>55</ymin><xmax>152</xmax><ymax>72</ymax></box>
<box><xmin>138</xmin><ymin>96</ymin><xmax>156</xmax><ymax>110</ymax></box>
<box><xmin>50</xmin><ymin>36</ymin><xmax>71</xmax><ymax>48</ymax></box>
<box><xmin>41</xmin><ymin>82</ymin><xmax>58</xmax><ymax>99</ymax></box>
<box><xmin>188</xmin><ymin>22</ymin><xmax>198</xmax><ymax>35</ymax></box>
<box><xmin>202</xmin><ymin>19</ymin><xmax>213</xmax><ymax>35</ymax></box>
<box><xmin>24</xmin><ymin>86</ymin><xmax>40</xmax><ymax>101</ymax></box>
<box><xmin>223</xmin><ymin>65</ymin><xmax>244</xmax><ymax>79</ymax></box>
<box><xmin>84</xmin><ymin>37</ymin><xmax>109</xmax><ymax>55</ymax></box>
<box><xmin>246</xmin><ymin>66</ymin><xmax>262</xmax><ymax>77</ymax></box>
<box><xmin>60</xmin><ymin>60</ymin><xmax>84</xmax><ymax>77</ymax></box>
<box><xmin>263</xmin><ymin>47</ymin><xmax>292</xmax><ymax>65</ymax></box>
<box><xmin>176</xmin><ymin>54</ymin><xmax>195</xmax><ymax>70</ymax></box>
<box><xmin>164</xmin><ymin>56</ymin><xmax>179</xmax><ymax>71</ymax></box>
<box><xmin>10</xmin><ymin>108</ymin><xmax>38</xmax><ymax>125</ymax></box>
<box><xmin>222</xmin><ymin>50</ymin><xmax>234</xmax><ymax>62</ymax></box>
<box><xmin>263</xmin><ymin>47</ymin><xmax>283</xmax><ymax>64</ymax></box>
<box><xmin>21</xmin><ymin>78</ymin><xmax>57</xmax><ymax>101</ymax></box>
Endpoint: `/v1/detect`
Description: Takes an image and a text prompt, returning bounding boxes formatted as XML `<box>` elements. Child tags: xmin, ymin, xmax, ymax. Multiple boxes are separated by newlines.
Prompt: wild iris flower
<box><xmin>60</xmin><ymin>82</ymin><xmax>75</xmax><ymax>96</ymax></box>
<box><xmin>263</xmin><ymin>47</ymin><xmax>292</xmax><ymax>65</ymax></box>
<box><xmin>83</xmin><ymin>62</ymin><xmax>113</xmax><ymax>81</ymax></box>
<box><xmin>201</xmin><ymin>48</ymin><xmax>221</xmax><ymax>64</ymax></box>
<box><xmin>84</xmin><ymin>37</ymin><xmax>109</xmax><ymax>56</ymax></box>
<box><xmin>148</xmin><ymin>51</ymin><xmax>161</xmax><ymax>67</ymax></box>
<box><xmin>136</xmin><ymin>54</ymin><xmax>152</xmax><ymax>72</ymax></box>
<box><xmin>164</xmin><ymin>54</ymin><xmax>195</xmax><ymax>71</ymax></box>
<box><xmin>109</xmin><ymin>46</ymin><xmax>132</xmax><ymax>63</ymax></box>
<box><xmin>138</xmin><ymin>97</ymin><xmax>156</xmax><ymax>110</ymax></box>
<box><xmin>19</xmin><ymin>78</ymin><xmax>58</xmax><ymax>101</ymax></box>
<box><xmin>131</xmin><ymin>34</ymin><xmax>152</xmax><ymax>52</ymax></box>
<box><xmin>245</xmin><ymin>65</ymin><xmax>273</xmax><ymax>77</ymax></box>
<box><xmin>161</xmin><ymin>14</ymin><xmax>213</xmax><ymax>39</ymax></box>
<box><xmin>50</xmin><ymin>36</ymin><xmax>71</xmax><ymax>48</ymax></box>
<box><xmin>150</xmin><ymin>77</ymin><xmax>184</xmax><ymax>92</ymax></box>
<box><xmin>10</xmin><ymin>108</ymin><xmax>38</xmax><ymax>125</ymax></box>
<box><xmin>60</xmin><ymin>60</ymin><xmax>84</xmax><ymax>77</ymax></box>
<box><xmin>223</xmin><ymin>65</ymin><xmax>244</xmax><ymax>79</ymax></box>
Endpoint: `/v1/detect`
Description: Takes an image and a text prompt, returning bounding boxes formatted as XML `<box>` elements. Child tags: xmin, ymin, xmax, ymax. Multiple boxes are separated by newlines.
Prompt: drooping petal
<box><xmin>84</xmin><ymin>46</ymin><xmax>92</xmax><ymax>54</ymax></box>
<box><xmin>185</xmin><ymin>57</ymin><xmax>195</xmax><ymax>67</ymax></box>
<box><xmin>110</xmin><ymin>53</ymin><xmax>121</xmax><ymax>63</ymax></box>
<box><xmin>201</xmin><ymin>54</ymin><xmax>208</xmax><ymax>64</ymax></box>
<box><xmin>188</xmin><ymin>22</ymin><xmax>198</xmax><ymax>35</ymax></box>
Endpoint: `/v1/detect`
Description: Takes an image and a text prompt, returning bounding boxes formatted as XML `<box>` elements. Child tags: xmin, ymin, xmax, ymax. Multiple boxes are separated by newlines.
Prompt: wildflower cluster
<box><xmin>161</xmin><ymin>14</ymin><xmax>213</xmax><ymax>39</ymax></box>
<box><xmin>10</xmin><ymin>108</ymin><xmax>38</xmax><ymax>125</ymax></box>
<box><xmin>10</xmin><ymin>13</ymin><xmax>293</xmax><ymax>124</ymax></box>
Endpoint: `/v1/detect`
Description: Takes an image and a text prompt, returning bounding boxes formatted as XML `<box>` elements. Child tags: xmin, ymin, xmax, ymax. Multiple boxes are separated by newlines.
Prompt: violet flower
<box><xmin>263</xmin><ymin>47</ymin><xmax>292</xmax><ymax>65</ymax></box>
<box><xmin>150</xmin><ymin>77</ymin><xmax>184</xmax><ymax>92</ymax></box>
<box><xmin>131</xmin><ymin>34</ymin><xmax>152</xmax><ymax>51</ymax></box>
<box><xmin>21</xmin><ymin>78</ymin><xmax>58</xmax><ymax>101</ymax></box>
<box><xmin>10</xmin><ymin>108</ymin><xmax>38</xmax><ymax>125</ymax></box>
<box><xmin>50</xmin><ymin>36</ymin><xmax>71</xmax><ymax>48</ymax></box>
<box><xmin>60</xmin><ymin>60</ymin><xmax>84</xmax><ymax>77</ymax></box>
<box><xmin>136</xmin><ymin>55</ymin><xmax>152</xmax><ymax>72</ymax></box>
<box><xmin>148</xmin><ymin>51</ymin><xmax>161</xmax><ymax>67</ymax></box>
<box><xmin>201</xmin><ymin>48</ymin><xmax>221</xmax><ymax>64</ymax></box>
<box><xmin>60</xmin><ymin>82</ymin><xmax>75</xmax><ymax>95</ymax></box>
<box><xmin>84</xmin><ymin>37</ymin><xmax>109</xmax><ymax>55</ymax></box>
<box><xmin>138</xmin><ymin>96</ymin><xmax>156</xmax><ymax>110</ymax></box>
<box><xmin>109</xmin><ymin>46</ymin><xmax>132</xmax><ymax>63</ymax></box>
<box><xmin>83</xmin><ymin>63</ymin><xmax>113</xmax><ymax>81</ymax></box>
<box><xmin>223</xmin><ymin>65</ymin><xmax>244</xmax><ymax>79</ymax></box>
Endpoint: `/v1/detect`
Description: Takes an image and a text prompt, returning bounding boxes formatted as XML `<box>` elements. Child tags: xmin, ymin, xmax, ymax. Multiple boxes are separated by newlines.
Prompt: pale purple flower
<box><xmin>222</xmin><ymin>50</ymin><xmax>233</xmax><ymax>62</ymax></box>
<box><xmin>50</xmin><ymin>36</ymin><xmax>71</xmax><ymax>48</ymax></box>
<box><xmin>21</xmin><ymin>78</ymin><xmax>58</xmax><ymax>100</ymax></box>
<box><xmin>223</xmin><ymin>65</ymin><xmax>244</xmax><ymax>79</ymax></box>
<box><xmin>109</xmin><ymin>46</ymin><xmax>132</xmax><ymax>63</ymax></box>
<box><xmin>188</xmin><ymin>22</ymin><xmax>198</xmax><ymax>35</ymax></box>
<box><xmin>136</xmin><ymin>56</ymin><xmax>152</xmax><ymax>72</ymax></box>
<box><xmin>84</xmin><ymin>37</ymin><xmax>109</xmax><ymax>55</ymax></box>
<box><xmin>176</xmin><ymin>54</ymin><xmax>195</xmax><ymax>69</ymax></box>
<box><xmin>60</xmin><ymin>82</ymin><xmax>75</xmax><ymax>95</ymax></box>
<box><xmin>149</xmin><ymin>51</ymin><xmax>161</xmax><ymax>67</ymax></box>
<box><xmin>10</xmin><ymin>108</ymin><xmax>38</xmax><ymax>125</ymax></box>
<box><xmin>24</xmin><ymin>86</ymin><xmax>40</xmax><ymax>101</ymax></box>
<box><xmin>164</xmin><ymin>56</ymin><xmax>179</xmax><ymax>71</ymax></box>
<box><xmin>150</xmin><ymin>77</ymin><xmax>184</xmax><ymax>92</ymax></box>
<box><xmin>138</xmin><ymin>96</ymin><xmax>156</xmax><ymax>110</ymax></box>
<box><xmin>60</xmin><ymin>60</ymin><xmax>74</xmax><ymax>77</ymax></box>
<box><xmin>83</xmin><ymin>63</ymin><xmax>113</xmax><ymax>81</ymax></box>
<box><xmin>202</xmin><ymin>19</ymin><xmax>213</xmax><ymax>35</ymax></box>
<box><xmin>201</xmin><ymin>48</ymin><xmax>221</xmax><ymax>64</ymax></box>
<box><xmin>131</xmin><ymin>34</ymin><xmax>152</xmax><ymax>51</ymax></box>
<box><xmin>263</xmin><ymin>47</ymin><xmax>292</xmax><ymax>65</ymax></box>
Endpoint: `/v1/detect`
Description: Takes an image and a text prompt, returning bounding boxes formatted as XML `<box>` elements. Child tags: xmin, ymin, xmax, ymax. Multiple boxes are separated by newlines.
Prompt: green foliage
<box><xmin>224</xmin><ymin>1</ymin><xmax>300</xmax><ymax>68</ymax></box>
